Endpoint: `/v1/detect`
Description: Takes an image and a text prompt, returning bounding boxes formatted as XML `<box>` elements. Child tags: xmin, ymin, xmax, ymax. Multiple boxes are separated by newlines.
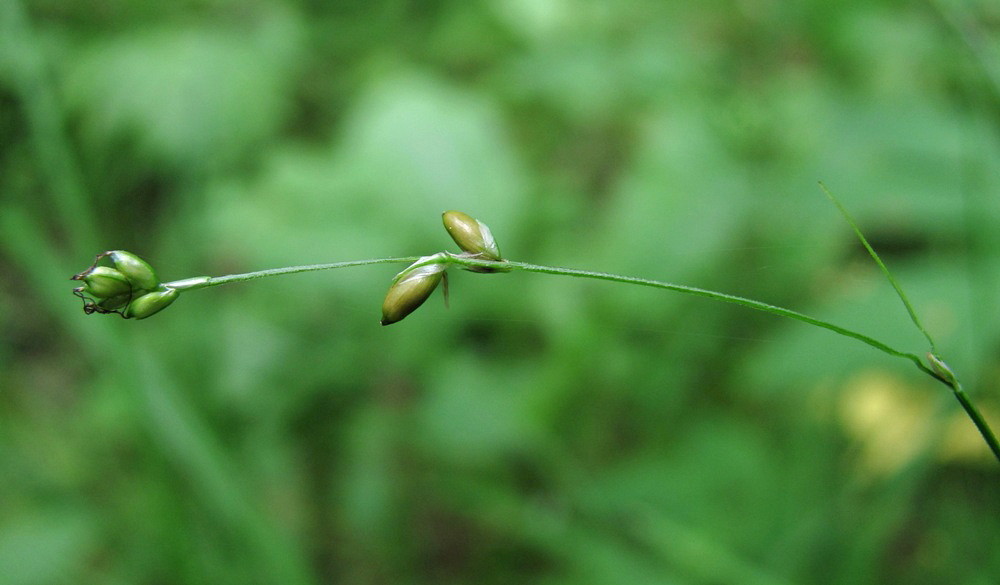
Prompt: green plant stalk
<box><xmin>161</xmin><ymin>251</ymin><xmax>999</xmax><ymax>462</ymax></box>
<box><xmin>949</xmin><ymin>380</ymin><xmax>1000</xmax><ymax>460</ymax></box>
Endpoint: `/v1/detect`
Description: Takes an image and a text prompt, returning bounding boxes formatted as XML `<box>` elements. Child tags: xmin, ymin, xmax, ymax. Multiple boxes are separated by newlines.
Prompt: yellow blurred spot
<box><xmin>839</xmin><ymin>371</ymin><xmax>932</xmax><ymax>476</ymax></box>
<box><xmin>938</xmin><ymin>405</ymin><xmax>1000</xmax><ymax>464</ymax></box>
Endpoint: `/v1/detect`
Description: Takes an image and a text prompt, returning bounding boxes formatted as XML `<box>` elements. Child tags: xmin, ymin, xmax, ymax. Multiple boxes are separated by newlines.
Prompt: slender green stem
<box><xmin>927</xmin><ymin>353</ymin><xmax>1000</xmax><ymax>461</ymax></box>
<box><xmin>950</xmin><ymin>380</ymin><xmax>1000</xmax><ymax>461</ymax></box>
<box><xmin>163</xmin><ymin>257</ymin><xmax>419</xmax><ymax>291</ymax></box>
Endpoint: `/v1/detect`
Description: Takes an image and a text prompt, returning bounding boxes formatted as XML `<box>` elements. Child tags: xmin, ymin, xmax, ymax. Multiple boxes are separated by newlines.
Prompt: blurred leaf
<box><xmin>417</xmin><ymin>354</ymin><xmax>542</xmax><ymax>466</ymax></box>
<box><xmin>64</xmin><ymin>18</ymin><xmax>299</xmax><ymax>174</ymax></box>
<box><xmin>0</xmin><ymin>510</ymin><xmax>96</xmax><ymax>585</ymax></box>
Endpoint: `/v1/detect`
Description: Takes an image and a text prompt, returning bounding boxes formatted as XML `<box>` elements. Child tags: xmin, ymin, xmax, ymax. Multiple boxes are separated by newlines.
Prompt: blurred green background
<box><xmin>2</xmin><ymin>0</ymin><xmax>999</xmax><ymax>583</ymax></box>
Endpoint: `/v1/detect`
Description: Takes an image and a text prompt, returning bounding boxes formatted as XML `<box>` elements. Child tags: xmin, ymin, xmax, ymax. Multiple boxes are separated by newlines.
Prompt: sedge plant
<box><xmin>70</xmin><ymin>194</ymin><xmax>1000</xmax><ymax>462</ymax></box>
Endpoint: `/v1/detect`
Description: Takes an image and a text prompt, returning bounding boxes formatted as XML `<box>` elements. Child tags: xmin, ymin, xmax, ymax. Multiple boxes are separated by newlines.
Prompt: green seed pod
<box><xmin>109</xmin><ymin>250</ymin><xmax>160</xmax><ymax>291</ymax></box>
<box><xmin>124</xmin><ymin>287</ymin><xmax>179</xmax><ymax>320</ymax></box>
<box><xmin>442</xmin><ymin>211</ymin><xmax>502</xmax><ymax>261</ymax></box>
<box><xmin>77</xmin><ymin>266</ymin><xmax>132</xmax><ymax>298</ymax></box>
<box><xmin>381</xmin><ymin>256</ymin><xmax>446</xmax><ymax>326</ymax></box>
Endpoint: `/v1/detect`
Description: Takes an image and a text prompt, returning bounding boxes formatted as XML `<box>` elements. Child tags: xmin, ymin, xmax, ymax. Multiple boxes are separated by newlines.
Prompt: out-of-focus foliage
<box><xmin>2</xmin><ymin>0</ymin><xmax>999</xmax><ymax>583</ymax></box>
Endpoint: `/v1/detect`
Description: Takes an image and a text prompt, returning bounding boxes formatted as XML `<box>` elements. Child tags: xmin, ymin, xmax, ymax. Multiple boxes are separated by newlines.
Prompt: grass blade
<box><xmin>818</xmin><ymin>182</ymin><xmax>937</xmax><ymax>353</ymax></box>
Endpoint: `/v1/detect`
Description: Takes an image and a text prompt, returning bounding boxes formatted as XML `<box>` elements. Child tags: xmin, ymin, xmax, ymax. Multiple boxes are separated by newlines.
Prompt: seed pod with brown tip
<box><xmin>381</xmin><ymin>255</ymin><xmax>447</xmax><ymax>326</ymax></box>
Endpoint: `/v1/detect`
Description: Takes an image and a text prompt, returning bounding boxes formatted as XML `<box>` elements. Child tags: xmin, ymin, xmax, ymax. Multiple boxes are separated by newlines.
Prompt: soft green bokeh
<box><xmin>2</xmin><ymin>0</ymin><xmax>999</xmax><ymax>584</ymax></box>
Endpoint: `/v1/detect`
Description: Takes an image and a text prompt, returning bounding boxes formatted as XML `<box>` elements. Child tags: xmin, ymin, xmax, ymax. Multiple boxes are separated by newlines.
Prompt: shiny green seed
<box><xmin>124</xmin><ymin>287</ymin><xmax>179</xmax><ymax>319</ymax></box>
<box><xmin>109</xmin><ymin>250</ymin><xmax>160</xmax><ymax>290</ymax></box>
<box><xmin>79</xmin><ymin>266</ymin><xmax>132</xmax><ymax>298</ymax></box>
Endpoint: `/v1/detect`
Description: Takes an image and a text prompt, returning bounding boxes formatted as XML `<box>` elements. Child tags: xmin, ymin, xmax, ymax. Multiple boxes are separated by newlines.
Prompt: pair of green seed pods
<box><xmin>72</xmin><ymin>250</ymin><xmax>178</xmax><ymax>319</ymax></box>
<box><xmin>380</xmin><ymin>211</ymin><xmax>507</xmax><ymax>325</ymax></box>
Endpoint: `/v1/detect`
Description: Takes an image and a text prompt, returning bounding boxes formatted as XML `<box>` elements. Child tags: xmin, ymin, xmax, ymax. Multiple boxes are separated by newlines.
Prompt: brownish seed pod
<box><xmin>442</xmin><ymin>211</ymin><xmax>502</xmax><ymax>261</ymax></box>
<box><xmin>381</xmin><ymin>257</ymin><xmax>446</xmax><ymax>325</ymax></box>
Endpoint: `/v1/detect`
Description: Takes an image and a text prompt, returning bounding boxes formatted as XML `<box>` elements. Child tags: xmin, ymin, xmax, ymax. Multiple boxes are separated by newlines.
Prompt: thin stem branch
<box><xmin>163</xmin><ymin>257</ymin><xmax>418</xmax><ymax>291</ymax></box>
